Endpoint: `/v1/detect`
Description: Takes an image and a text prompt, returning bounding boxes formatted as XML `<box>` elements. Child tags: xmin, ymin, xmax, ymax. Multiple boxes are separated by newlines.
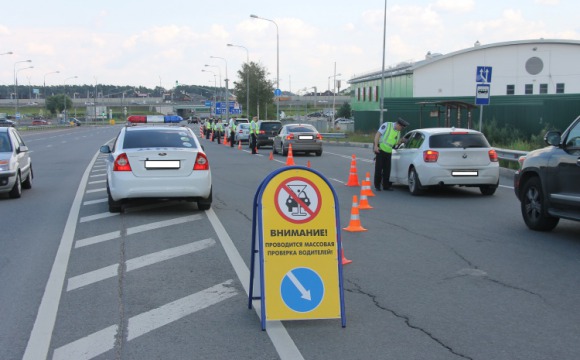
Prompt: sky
<box><xmin>1</xmin><ymin>0</ymin><xmax>578</xmax><ymax>95</ymax></box>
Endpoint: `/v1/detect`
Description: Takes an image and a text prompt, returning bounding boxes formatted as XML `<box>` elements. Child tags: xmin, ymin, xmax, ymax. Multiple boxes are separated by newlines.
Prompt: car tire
<box><xmin>9</xmin><ymin>172</ymin><xmax>22</xmax><ymax>198</ymax></box>
<box><xmin>282</xmin><ymin>146</ymin><xmax>288</xmax><ymax>156</ymax></box>
<box><xmin>315</xmin><ymin>150</ymin><xmax>322</xmax><ymax>156</ymax></box>
<box><xmin>22</xmin><ymin>166</ymin><xmax>33</xmax><ymax>189</ymax></box>
<box><xmin>479</xmin><ymin>183</ymin><xmax>497</xmax><ymax>196</ymax></box>
<box><xmin>107</xmin><ymin>185</ymin><xmax>122</xmax><ymax>213</ymax></box>
<box><xmin>408</xmin><ymin>167</ymin><xmax>423</xmax><ymax>196</ymax></box>
<box><xmin>197</xmin><ymin>188</ymin><xmax>212</xmax><ymax>211</ymax></box>
<box><xmin>520</xmin><ymin>177</ymin><xmax>559</xmax><ymax>231</ymax></box>
<box><xmin>273</xmin><ymin>142</ymin><xmax>278</xmax><ymax>154</ymax></box>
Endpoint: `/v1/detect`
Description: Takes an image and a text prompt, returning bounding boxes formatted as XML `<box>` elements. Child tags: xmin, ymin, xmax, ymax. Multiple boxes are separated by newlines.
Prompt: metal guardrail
<box><xmin>494</xmin><ymin>147</ymin><xmax>528</xmax><ymax>162</ymax></box>
<box><xmin>320</xmin><ymin>133</ymin><xmax>347</xmax><ymax>139</ymax></box>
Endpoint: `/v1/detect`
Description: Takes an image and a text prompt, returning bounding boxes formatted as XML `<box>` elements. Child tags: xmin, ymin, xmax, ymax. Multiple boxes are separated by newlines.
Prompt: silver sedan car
<box><xmin>272</xmin><ymin>123</ymin><xmax>323</xmax><ymax>156</ymax></box>
<box><xmin>234</xmin><ymin>123</ymin><xmax>250</xmax><ymax>143</ymax></box>
<box><xmin>0</xmin><ymin>126</ymin><xmax>33</xmax><ymax>198</ymax></box>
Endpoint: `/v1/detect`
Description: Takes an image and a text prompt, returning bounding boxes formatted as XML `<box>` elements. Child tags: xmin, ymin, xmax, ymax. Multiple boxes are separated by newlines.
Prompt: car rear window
<box><xmin>260</xmin><ymin>122</ymin><xmax>282</xmax><ymax>131</ymax></box>
<box><xmin>287</xmin><ymin>126</ymin><xmax>316</xmax><ymax>133</ymax></box>
<box><xmin>123</xmin><ymin>130</ymin><xmax>197</xmax><ymax>149</ymax></box>
<box><xmin>429</xmin><ymin>133</ymin><xmax>490</xmax><ymax>148</ymax></box>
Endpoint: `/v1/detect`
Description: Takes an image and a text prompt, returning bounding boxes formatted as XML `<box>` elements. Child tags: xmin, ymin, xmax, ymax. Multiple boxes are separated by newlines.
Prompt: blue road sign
<box><xmin>274</xmin><ymin>88</ymin><xmax>282</xmax><ymax>97</ymax></box>
<box><xmin>205</xmin><ymin>100</ymin><xmax>212</xmax><ymax>106</ymax></box>
<box><xmin>475</xmin><ymin>84</ymin><xmax>491</xmax><ymax>105</ymax></box>
<box><xmin>476</xmin><ymin>66</ymin><xmax>492</xmax><ymax>83</ymax></box>
<box><xmin>281</xmin><ymin>267</ymin><xmax>324</xmax><ymax>313</ymax></box>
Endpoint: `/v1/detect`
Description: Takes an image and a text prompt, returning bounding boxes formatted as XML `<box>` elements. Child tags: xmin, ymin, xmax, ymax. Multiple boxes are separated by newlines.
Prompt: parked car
<box><xmin>514</xmin><ymin>116</ymin><xmax>580</xmax><ymax>231</ymax></box>
<box><xmin>273</xmin><ymin>123</ymin><xmax>323</xmax><ymax>156</ymax></box>
<box><xmin>334</xmin><ymin>118</ymin><xmax>354</xmax><ymax>124</ymax></box>
<box><xmin>390</xmin><ymin>128</ymin><xmax>499</xmax><ymax>195</ymax></box>
<box><xmin>256</xmin><ymin>120</ymin><xmax>282</xmax><ymax>149</ymax></box>
<box><xmin>32</xmin><ymin>119</ymin><xmax>50</xmax><ymax>126</ymax></box>
<box><xmin>235</xmin><ymin>123</ymin><xmax>250</xmax><ymax>143</ymax></box>
<box><xmin>99</xmin><ymin>121</ymin><xmax>212</xmax><ymax>212</ymax></box>
<box><xmin>0</xmin><ymin>126</ymin><xmax>33</xmax><ymax>198</ymax></box>
<box><xmin>70</xmin><ymin>118</ymin><xmax>82</xmax><ymax>126</ymax></box>
<box><xmin>0</xmin><ymin>119</ymin><xmax>15</xmax><ymax>127</ymax></box>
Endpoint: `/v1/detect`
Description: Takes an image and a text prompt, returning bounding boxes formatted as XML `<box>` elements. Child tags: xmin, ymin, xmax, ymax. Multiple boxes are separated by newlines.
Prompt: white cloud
<box><xmin>534</xmin><ymin>0</ymin><xmax>559</xmax><ymax>5</ymax></box>
<box><xmin>435</xmin><ymin>0</ymin><xmax>475</xmax><ymax>13</ymax></box>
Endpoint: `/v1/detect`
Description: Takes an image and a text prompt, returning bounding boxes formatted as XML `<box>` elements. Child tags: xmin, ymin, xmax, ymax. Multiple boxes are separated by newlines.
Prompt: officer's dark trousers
<box><xmin>374</xmin><ymin>150</ymin><xmax>393</xmax><ymax>190</ymax></box>
<box><xmin>230</xmin><ymin>131</ymin><xmax>235</xmax><ymax>147</ymax></box>
<box><xmin>205</xmin><ymin>129</ymin><xmax>210</xmax><ymax>139</ymax></box>
<box><xmin>216</xmin><ymin>131</ymin><xmax>221</xmax><ymax>144</ymax></box>
<box><xmin>250</xmin><ymin>133</ymin><xmax>257</xmax><ymax>154</ymax></box>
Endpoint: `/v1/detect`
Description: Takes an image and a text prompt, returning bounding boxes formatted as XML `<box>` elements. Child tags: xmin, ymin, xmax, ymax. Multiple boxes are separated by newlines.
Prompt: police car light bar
<box><xmin>127</xmin><ymin>115</ymin><xmax>183</xmax><ymax>123</ymax></box>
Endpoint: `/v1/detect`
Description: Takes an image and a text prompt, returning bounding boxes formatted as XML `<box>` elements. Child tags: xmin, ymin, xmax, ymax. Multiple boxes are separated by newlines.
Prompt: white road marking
<box><xmin>89</xmin><ymin>173</ymin><xmax>106</xmax><ymax>178</ymax></box>
<box><xmin>83</xmin><ymin>198</ymin><xmax>107</xmax><ymax>205</ymax></box>
<box><xmin>79</xmin><ymin>212</ymin><xmax>119</xmax><ymax>223</ymax></box>
<box><xmin>74</xmin><ymin>215</ymin><xmax>203</xmax><ymax>248</ymax></box>
<box><xmin>86</xmin><ymin>188</ymin><xmax>106</xmax><ymax>193</ymax></box>
<box><xmin>67</xmin><ymin>238</ymin><xmax>216</xmax><ymax>291</ymax></box>
<box><xmin>52</xmin><ymin>281</ymin><xmax>237</xmax><ymax>360</ymax></box>
<box><xmin>206</xmin><ymin>208</ymin><xmax>304</xmax><ymax>360</ymax></box>
<box><xmin>88</xmin><ymin>180</ymin><xmax>106</xmax><ymax>185</ymax></box>
<box><xmin>329</xmin><ymin>178</ymin><xmax>346</xmax><ymax>185</ymax></box>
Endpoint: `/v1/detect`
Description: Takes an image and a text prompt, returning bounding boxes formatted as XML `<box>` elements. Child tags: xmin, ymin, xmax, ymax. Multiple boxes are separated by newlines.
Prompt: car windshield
<box><xmin>429</xmin><ymin>133</ymin><xmax>490</xmax><ymax>148</ymax></box>
<box><xmin>123</xmin><ymin>129</ymin><xmax>198</xmax><ymax>149</ymax></box>
<box><xmin>0</xmin><ymin>133</ymin><xmax>11</xmax><ymax>152</ymax></box>
<box><xmin>287</xmin><ymin>126</ymin><xmax>316</xmax><ymax>133</ymax></box>
<box><xmin>261</xmin><ymin>123</ymin><xmax>282</xmax><ymax>131</ymax></box>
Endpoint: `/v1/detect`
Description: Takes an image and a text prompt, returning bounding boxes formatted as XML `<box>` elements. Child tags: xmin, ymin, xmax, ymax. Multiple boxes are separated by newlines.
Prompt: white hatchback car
<box><xmin>100</xmin><ymin>123</ymin><xmax>212</xmax><ymax>212</ymax></box>
<box><xmin>0</xmin><ymin>126</ymin><xmax>33</xmax><ymax>198</ymax></box>
<box><xmin>390</xmin><ymin>128</ymin><xmax>499</xmax><ymax>195</ymax></box>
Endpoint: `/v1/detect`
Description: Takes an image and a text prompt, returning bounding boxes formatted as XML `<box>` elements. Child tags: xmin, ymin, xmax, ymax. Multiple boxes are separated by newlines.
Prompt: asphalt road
<box><xmin>1</xmin><ymin>124</ymin><xmax>579</xmax><ymax>360</ymax></box>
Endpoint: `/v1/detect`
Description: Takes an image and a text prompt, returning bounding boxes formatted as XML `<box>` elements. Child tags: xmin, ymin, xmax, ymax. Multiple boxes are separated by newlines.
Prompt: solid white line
<box><xmin>67</xmin><ymin>238</ymin><xmax>216</xmax><ymax>291</ymax></box>
<box><xmin>22</xmin><ymin>151</ymin><xmax>101</xmax><ymax>360</ymax></box>
<box><xmin>79</xmin><ymin>212</ymin><xmax>118</xmax><ymax>223</ymax></box>
<box><xmin>206</xmin><ymin>208</ymin><xmax>304</xmax><ymax>360</ymax></box>
<box><xmin>83</xmin><ymin>198</ymin><xmax>107</xmax><ymax>205</ymax></box>
<box><xmin>86</xmin><ymin>188</ymin><xmax>106</xmax><ymax>193</ymax></box>
<box><xmin>52</xmin><ymin>281</ymin><xmax>237</xmax><ymax>360</ymax></box>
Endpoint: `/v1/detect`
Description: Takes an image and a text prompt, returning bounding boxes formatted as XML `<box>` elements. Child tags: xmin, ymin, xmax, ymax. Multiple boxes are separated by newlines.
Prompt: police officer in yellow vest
<box><xmin>373</xmin><ymin>117</ymin><xmax>409</xmax><ymax>191</ymax></box>
<box><xmin>229</xmin><ymin>117</ymin><xmax>237</xmax><ymax>147</ymax></box>
<box><xmin>249</xmin><ymin>116</ymin><xmax>258</xmax><ymax>154</ymax></box>
<box><xmin>214</xmin><ymin>119</ymin><xmax>224</xmax><ymax>144</ymax></box>
<box><xmin>204</xmin><ymin>118</ymin><xmax>212</xmax><ymax>139</ymax></box>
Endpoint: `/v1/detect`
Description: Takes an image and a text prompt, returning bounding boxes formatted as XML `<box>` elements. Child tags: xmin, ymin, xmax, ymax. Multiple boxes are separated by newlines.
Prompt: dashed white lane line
<box><xmin>52</xmin><ymin>280</ymin><xmax>237</xmax><ymax>360</ymax></box>
<box><xmin>79</xmin><ymin>212</ymin><xmax>118</xmax><ymax>223</ymax></box>
<box><xmin>86</xmin><ymin>188</ymin><xmax>106</xmax><ymax>194</ymax></box>
<box><xmin>88</xmin><ymin>179</ymin><xmax>106</xmax><ymax>185</ymax></box>
<box><xmin>67</xmin><ymin>238</ymin><xmax>216</xmax><ymax>291</ymax></box>
<box><xmin>89</xmin><ymin>173</ymin><xmax>106</xmax><ymax>178</ymax></box>
<box><xmin>75</xmin><ymin>214</ymin><xmax>203</xmax><ymax>248</ymax></box>
<box><xmin>83</xmin><ymin>198</ymin><xmax>107</xmax><ymax>205</ymax></box>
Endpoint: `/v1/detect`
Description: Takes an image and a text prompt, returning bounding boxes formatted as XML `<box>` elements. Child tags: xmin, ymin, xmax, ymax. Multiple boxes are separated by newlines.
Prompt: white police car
<box><xmin>100</xmin><ymin>115</ymin><xmax>212</xmax><ymax>212</ymax></box>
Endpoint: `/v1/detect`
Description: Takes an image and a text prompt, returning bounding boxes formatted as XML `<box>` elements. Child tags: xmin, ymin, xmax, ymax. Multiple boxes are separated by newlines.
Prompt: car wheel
<box><xmin>315</xmin><ymin>150</ymin><xmax>322</xmax><ymax>156</ymax></box>
<box><xmin>9</xmin><ymin>172</ymin><xmax>22</xmax><ymax>198</ymax></box>
<box><xmin>479</xmin><ymin>183</ymin><xmax>497</xmax><ymax>196</ymax></box>
<box><xmin>282</xmin><ymin>146</ymin><xmax>288</xmax><ymax>156</ymax></box>
<box><xmin>408</xmin><ymin>167</ymin><xmax>423</xmax><ymax>196</ymax></box>
<box><xmin>22</xmin><ymin>166</ymin><xmax>33</xmax><ymax>189</ymax></box>
<box><xmin>197</xmin><ymin>188</ymin><xmax>212</xmax><ymax>211</ymax></box>
<box><xmin>107</xmin><ymin>185</ymin><xmax>122</xmax><ymax>213</ymax></box>
<box><xmin>520</xmin><ymin>177</ymin><xmax>559</xmax><ymax>231</ymax></box>
<box><xmin>273</xmin><ymin>142</ymin><xmax>278</xmax><ymax>154</ymax></box>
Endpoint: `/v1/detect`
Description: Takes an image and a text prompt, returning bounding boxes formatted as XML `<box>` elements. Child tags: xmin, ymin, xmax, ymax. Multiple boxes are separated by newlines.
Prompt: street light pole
<box><xmin>202</xmin><ymin>69</ymin><xmax>217</xmax><ymax>117</ymax></box>
<box><xmin>250</xmin><ymin>14</ymin><xmax>279</xmax><ymax>121</ymax></box>
<box><xmin>204</xmin><ymin>64</ymin><xmax>222</xmax><ymax>117</ymax></box>
<box><xmin>210</xmin><ymin>56</ymin><xmax>229</xmax><ymax>123</ymax></box>
<box><xmin>14</xmin><ymin>59</ymin><xmax>32</xmax><ymax>119</ymax></box>
<box><xmin>43</xmin><ymin>71</ymin><xmax>60</xmax><ymax>100</ymax></box>
<box><xmin>328</xmin><ymin>68</ymin><xmax>342</xmax><ymax>124</ymax></box>
<box><xmin>227</xmin><ymin>43</ymin><xmax>250</xmax><ymax>118</ymax></box>
<box><xmin>63</xmin><ymin>76</ymin><xmax>78</xmax><ymax>123</ymax></box>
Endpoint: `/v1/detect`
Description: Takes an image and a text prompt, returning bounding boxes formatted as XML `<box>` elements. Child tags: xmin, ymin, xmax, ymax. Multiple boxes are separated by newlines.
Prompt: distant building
<box><xmin>348</xmin><ymin>39</ymin><xmax>580</xmax><ymax>135</ymax></box>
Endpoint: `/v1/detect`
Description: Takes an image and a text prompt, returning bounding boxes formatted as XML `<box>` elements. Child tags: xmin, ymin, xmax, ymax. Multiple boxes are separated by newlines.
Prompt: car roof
<box><xmin>412</xmin><ymin>127</ymin><xmax>483</xmax><ymax>135</ymax></box>
<box><xmin>125</xmin><ymin>125</ymin><xmax>191</xmax><ymax>132</ymax></box>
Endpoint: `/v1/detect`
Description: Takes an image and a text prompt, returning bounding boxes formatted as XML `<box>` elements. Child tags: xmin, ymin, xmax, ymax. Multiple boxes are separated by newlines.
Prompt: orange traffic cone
<box><xmin>269</xmin><ymin>151</ymin><xmax>274</xmax><ymax>160</ymax></box>
<box><xmin>238</xmin><ymin>140</ymin><xmax>242</xmax><ymax>150</ymax></box>
<box><xmin>359</xmin><ymin>188</ymin><xmax>373</xmax><ymax>210</ymax></box>
<box><xmin>361</xmin><ymin>180</ymin><xmax>374</xmax><ymax>198</ymax></box>
<box><xmin>343</xmin><ymin>195</ymin><xmax>367</xmax><ymax>232</ymax></box>
<box><xmin>363</xmin><ymin>172</ymin><xmax>376</xmax><ymax>197</ymax></box>
<box><xmin>210</xmin><ymin>132</ymin><xmax>214</xmax><ymax>142</ymax></box>
<box><xmin>223</xmin><ymin>135</ymin><xmax>229</xmax><ymax>146</ymax></box>
<box><xmin>286</xmin><ymin>143</ymin><xmax>295</xmax><ymax>166</ymax></box>
<box><xmin>345</xmin><ymin>154</ymin><xmax>360</xmax><ymax>187</ymax></box>
<box><xmin>341</xmin><ymin>247</ymin><xmax>352</xmax><ymax>265</ymax></box>
<box><xmin>306</xmin><ymin>160</ymin><xmax>311</xmax><ymax>168</ymax></box>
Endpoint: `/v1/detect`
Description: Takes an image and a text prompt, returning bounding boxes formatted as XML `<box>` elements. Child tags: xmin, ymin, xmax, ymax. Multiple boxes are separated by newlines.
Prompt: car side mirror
<box><xmin>100</xmin><ymin>145</ymin><xmax>111</xmax><ymax>154</ymax></box>
<box><xmin>544</xmin><ymin>131</ymin><xmax>561</xmax><ymax>146</ymax></box>
<box><xmin>18</xmin><ymin>145</ymin><xmax>29</xmax><ymax>153</ymax></box>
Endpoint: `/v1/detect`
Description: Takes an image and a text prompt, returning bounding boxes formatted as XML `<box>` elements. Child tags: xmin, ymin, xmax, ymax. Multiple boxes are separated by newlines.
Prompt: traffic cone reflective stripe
<box><xmin>341</xmin><ymin>247</ymin><xmax>352</xmax><ymax>265</ymax></box>
<box><xmin>346</xmin><ymin>154</ymin><xmax>360</xmax><ymax>186</ymax></box>
<box><xmin>343</xmin><ymin>195</ymin><xmax>367</xmax><ymax>232</ymax></box>
<box><xmin>361</xmin><ymin>180</ymin><xmax>374</xmax><ymax>198</ymax></box>
<box><xmin>364</xmin><ymin>172</ymin><xmax>376</xmax><ymax>196</ymax></box>
<box><xmin>359</xmin><ymin>188</ymin><xmax>373</xmax><ymax>210</ymax></box>
<box><xmin>286</xmin><ymin>143</ymin><xmax>295</xmax><ymax>166</ymax></box>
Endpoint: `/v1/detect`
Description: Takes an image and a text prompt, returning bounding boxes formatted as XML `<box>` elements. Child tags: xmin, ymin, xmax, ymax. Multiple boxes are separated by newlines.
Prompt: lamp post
<box><xmin>227</xmin><ymin>43</ymin><xmax>250</xmax><ymax>118</ymax></box>
<box><xmin>202</xmin><ymin>69</ymin><xmax>217</xmax><ymax>117</ymax></box>
<box><xmin>63</xmin><ymin>76</ymin><xmax>78</xmax><ymax>123</ymax></box>
<box><xmin>204</xmin><ymin>64</ymin><xmax>222</xmax><ymax>115</ymax></box>
<box><xmin>329</xmin><ymin>65</ymin><xmax>341</xmax><ymax>124</ymax></box>
<box><xmin>250</xmin><ymin>14</ymin><xmax>279</xmax><ymax>121</ymax></box>
<box><xmin>43</xmin><ymin>71</ymin><xmax>60</xmax><ymax>100</ymax></box>
<box><xmin>210</xmin><ymin>56</ymin><xmax>229</xmax><ymax>122</ymax></box>
<box><xmin>14</xmin><ymin>60</ymin><xmax>32</xmax><ymax>119</ymax></box>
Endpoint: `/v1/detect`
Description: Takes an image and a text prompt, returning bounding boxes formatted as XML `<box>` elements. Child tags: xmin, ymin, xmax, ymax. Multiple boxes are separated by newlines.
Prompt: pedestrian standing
<box><xmin>215</xmin><ymin>119</ymin><xmax>224</xmax><ymax>144</ymax></box>
<box><xmin>229</xmin><ymin>117</ymin><xmax>237</xmax><ymax>147</ymax></box>
<box><xmin>249</xmin><ymin>116</ymin><xmax>258</xmax><ymax>154</ymax></box>
<box><xmin>373</xmin><ymin>117</ymin><xmax>409</xmax><ymax>191</ymax></box>
<box><xmin>206</xmin><ymin>118</ymin><xmax>213</xmax><ymax>140</ymax></box>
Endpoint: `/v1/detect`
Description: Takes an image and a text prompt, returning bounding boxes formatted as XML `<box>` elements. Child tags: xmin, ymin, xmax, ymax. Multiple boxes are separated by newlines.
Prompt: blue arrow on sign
<box><xmin>476</xmin><ymin>66</ymin><xmax>492</xmax><ymax>83</ymax></box>
<box><xmin>280</xmin><ymin>267</ymin><xmax>324</xmax><ymax>313</ymax></box>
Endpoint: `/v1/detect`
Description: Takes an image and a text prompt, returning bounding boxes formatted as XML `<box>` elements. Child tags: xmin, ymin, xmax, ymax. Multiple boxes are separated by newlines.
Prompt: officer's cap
<box><xmin>396</xmin><ymin>118</ymin><xmax>409</xmax><ymax>127</ymax></box>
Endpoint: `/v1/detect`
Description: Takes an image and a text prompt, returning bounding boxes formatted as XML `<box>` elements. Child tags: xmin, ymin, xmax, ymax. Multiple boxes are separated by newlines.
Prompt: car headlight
<box><xmin>0</xmin><ymin>160</ymin><xmax>9</xmax><ymax>172</ymax></box>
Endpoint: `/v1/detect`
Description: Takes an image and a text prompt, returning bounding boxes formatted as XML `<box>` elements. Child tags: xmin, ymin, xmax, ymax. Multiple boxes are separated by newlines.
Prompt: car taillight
<box><xmin>316</xmin><ymin>133</ymin><xmax>323</xmax><ymax>140</ymax></box>
<box><xmin>488</xmin><ymin>149</ymin><xmax>499</xmax><ymax>162</ymax></box>
<box><xmin>286</xmin><ymin>134</ymin><xmax>294</xmax><ymax>140</ymax></box>
<box><xmin>113</xmin><ymin>153</ymin><xmax>132</xmax><ymax>171</ymax></box>
<box><xmin>194</xmin><ymin>152</ymin><xmax>209</xmax><ymax>170</ymax></box>
<box><xmin>423</xmin><ymin>150</ymin><xmax>439</xmax><ymax>162</ymax></box>
<box><xmin>259</xmin><ymin>130</ymin><xmax>266</xmax><ymax>134</ymax></box>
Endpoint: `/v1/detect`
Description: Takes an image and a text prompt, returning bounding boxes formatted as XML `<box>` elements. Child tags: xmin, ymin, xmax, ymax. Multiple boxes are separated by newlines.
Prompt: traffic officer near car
<box><xmin>214</xmin><ymin>119</ymin><xmax>224</xmax><ymax>144</ymax></box>
<box><xmin>229</xmin><ymin>116</ymin><xmax>237</xmax><ymax>147</ymax></box>
<box><xmin>249</xmin><ymin>116</ymin><xmax>258</xmax><ymax>154</ymax></box>
<box><xmin>205</xmin><ymin>118</ymin><xmax>213</xmax><ymax>140</ymax></box>
<box><xmin>373</xmin><ymin>117</ymin><xmax>409</xmax><ymax>191</ymax></box>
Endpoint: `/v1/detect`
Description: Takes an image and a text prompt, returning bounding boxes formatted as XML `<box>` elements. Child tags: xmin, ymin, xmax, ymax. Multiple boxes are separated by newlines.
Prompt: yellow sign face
<box><xmin>260</xmin><ymin>168</ymin><xmax>340</xmax><ymax>320</ymax></box>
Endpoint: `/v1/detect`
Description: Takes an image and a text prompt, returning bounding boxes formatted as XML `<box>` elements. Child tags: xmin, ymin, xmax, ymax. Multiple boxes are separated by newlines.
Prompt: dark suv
<box><xmin>514</xmin><ymin>116</ymin><xmax>580</xmax><ymax>231</ymax></box>
<box><xmin>256</xmin><ymin>120</ymin><xmax>282</xmax><ymax>149</ymax></box>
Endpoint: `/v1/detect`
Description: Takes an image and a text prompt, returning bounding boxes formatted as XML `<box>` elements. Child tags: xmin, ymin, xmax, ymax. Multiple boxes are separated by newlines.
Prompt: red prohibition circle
<box><xmin>274</xmin><ymin>176</ymin><xmax>322</xmax><ymax>224</ymax></box>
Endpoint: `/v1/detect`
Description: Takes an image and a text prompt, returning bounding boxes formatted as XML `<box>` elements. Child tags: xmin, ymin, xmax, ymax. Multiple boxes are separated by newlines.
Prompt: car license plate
<box><xmin>452</xmin><ymin>170</ymin><xmax>478</xmax><ymax>176</ymax></box>
<box><xmin>298</xmin><ymin>135</ymin><xmax>313</xmax><ymax>140</ymax></box>
<box><xmin>268</xmin><ymin>136</ymin><xmax>274</xmax><ymax>140</ymax></box>
<box><xmin>145</xmin><ymin>160</ymin><xmax>180</xmax><ymax>169</ymax></box>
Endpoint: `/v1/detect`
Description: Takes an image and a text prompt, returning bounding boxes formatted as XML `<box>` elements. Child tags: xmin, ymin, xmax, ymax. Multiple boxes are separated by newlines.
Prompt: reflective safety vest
<box><xmin>230</xmin><ymin>123</ymin><xmax>236</xmax><ymax>132</ymax></box>
<box><xmin>205</xmin><ymin>121</ymin><xmax>211</xmax><ymax>130</ymax></box>
<box><xmin>379</xmin><ymin>122</ymin><xmax>400</xmax><ymax>153</ymax></box>
<box><xmin>215</xmin><ymin>123</ymin><xmax>224</xmax><ymax>132</ymax></box>
<box><xmin>249</xmin><ymin>120</ymin><xmax>258</xmax><ymax>135</ymax></box>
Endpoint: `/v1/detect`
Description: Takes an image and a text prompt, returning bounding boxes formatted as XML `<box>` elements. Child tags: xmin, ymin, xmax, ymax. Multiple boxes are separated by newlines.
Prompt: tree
<box><xmin>336</xmin><ymin>102</ymin><xmax>352</xmax><ymax>119</ymax></box>
<box><xmin>45</xmin><ymin>94</ymin><xmax>72</xmax><ymax>115</ymax></box>
<box><xmin>233</xmin><ymin>61</ymin><xmax>274</xmax><ymax>118</ymax></box>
